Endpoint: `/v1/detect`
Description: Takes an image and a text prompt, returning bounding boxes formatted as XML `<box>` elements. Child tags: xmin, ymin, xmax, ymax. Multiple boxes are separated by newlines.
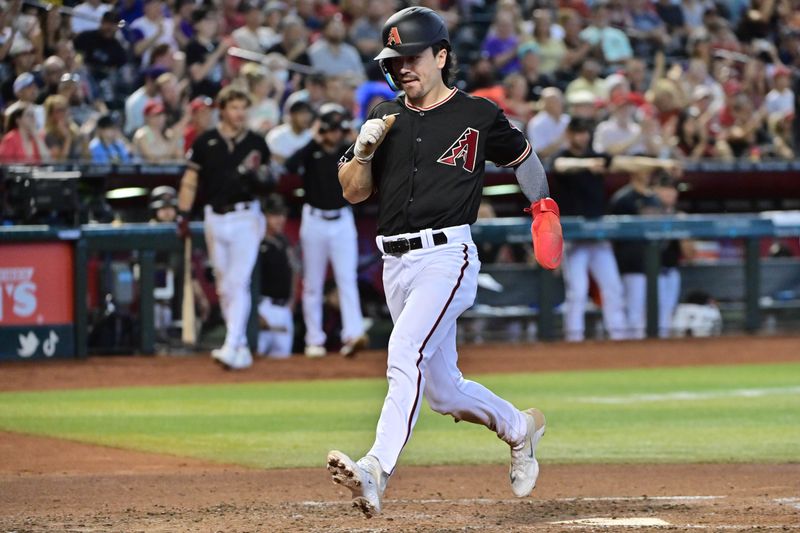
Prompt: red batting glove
<box><xmin>176</xmin><ymin>211</ymin><xmax>190</xmax><ymax>240</ymax></box>
<box><xmin>524</xmin><ymin>198</ymin><xmax>563</xmax><ymax>270</ymax></box>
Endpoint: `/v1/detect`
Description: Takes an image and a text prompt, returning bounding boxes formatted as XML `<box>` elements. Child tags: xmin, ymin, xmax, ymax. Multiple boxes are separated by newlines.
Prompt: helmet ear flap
<box><xmin>379</xmin><ymin>59</ymin><xmax>400</xmax><ymax>92</ymax></box>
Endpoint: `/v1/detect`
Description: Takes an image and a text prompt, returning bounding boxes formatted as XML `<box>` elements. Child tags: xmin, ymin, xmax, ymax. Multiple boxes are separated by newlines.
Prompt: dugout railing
<box><xmin>1</xmin><ymin>213</ymin><xmax>799</xmax><ymax>359</ymax></box>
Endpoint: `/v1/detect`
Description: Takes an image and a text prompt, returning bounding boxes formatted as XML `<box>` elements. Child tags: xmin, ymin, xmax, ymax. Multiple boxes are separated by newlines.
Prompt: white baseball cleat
<box><xmin>327</xmin><ymin>451</ymin><xmax>386</xmax><ymax>518</ymax></box>
<box><xmin>304</xmin><ymin>345</ymin><xmax>327</xmax><ymax>358</ymax></box>
<box><xmin>212</xmin><ymin>344</ymin><xmax>252</xmax><ymax>370</ymax></box>
<box><xmin>509</xmin><ymin>407</ymin><xmax>546</xmax><ymax>498</ymax></box>
<box><xmin>340</xmin><ymin>335</ymin><xmax>368</xmax><ymax>358</ymax></box>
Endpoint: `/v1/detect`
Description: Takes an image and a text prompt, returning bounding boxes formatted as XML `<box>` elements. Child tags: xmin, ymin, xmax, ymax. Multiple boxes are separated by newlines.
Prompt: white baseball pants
<box><xmin>299</xmin><ymin>204</ymin><xmax>364</xmax><ymax>347</ymax></box>
<box><xmin>366</xmin><ymin>225</ymin><xmax>527</xmax><ymax>475</ymax></box>
<box><xmin>658</xmin><ymin>267</ymin><xmax>681</xmax><ymax>338</ymax></box>
<box><xmin>622</xmin><ymin>273</ymin><xmax>647</xmax><ymax>339</ymax></box>
<box><xmin>204</xmin><ymin>203</ymin><xmax>265</xmax><ymax>349</ymax></box>
<box><xmin>257</xmin><ymin>297</ymin><xmax>293</xmax><ymax>357</ymax></box>
<box><xmin>562</xmin><ymin>241</ymin><xmax>628</xmax><ymax>341</ymax></box>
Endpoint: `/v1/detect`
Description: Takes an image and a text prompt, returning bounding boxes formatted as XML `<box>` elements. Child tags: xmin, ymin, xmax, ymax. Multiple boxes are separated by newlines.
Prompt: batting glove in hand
<box><xmin>354</xmin><ymin>114</ymin><xmax>396</xmax><ymax>163</ymax></box>
<box><xmin>525</xmin><ymin>198</ymin><xmax>563</xmax><ymax>270</ymax></box>
<box><xmin>176</xmin><ymin>211</ymin><xmax>190</xmax><ymax>240</ymax></box>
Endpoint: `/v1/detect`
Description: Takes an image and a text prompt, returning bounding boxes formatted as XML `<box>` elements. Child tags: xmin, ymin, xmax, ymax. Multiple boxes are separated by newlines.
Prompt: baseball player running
<box><xmin>177</xmin><ymin>86</ymin><xmax>272</xmax><ymax>370</ymax></box>
<box><xmin>326</xmin><ymin>7</ymin><xmax>562</xmax><ymax>517</ymax></box>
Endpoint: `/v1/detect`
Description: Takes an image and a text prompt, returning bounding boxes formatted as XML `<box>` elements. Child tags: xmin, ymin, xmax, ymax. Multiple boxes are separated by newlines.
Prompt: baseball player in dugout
<box><xmin>177</xmin><ymin>86</ymin><xmax>273</xmax><ymax>370</ymax></box>
<box><xmin>326</xmin><ymin>7</ymin><xmax>562</xmax><ymax>518</ymax></box>
<box><xmin>285</xmin><ymin>103</ymin><xmax>369</xmax><ymax>358</ymax></box>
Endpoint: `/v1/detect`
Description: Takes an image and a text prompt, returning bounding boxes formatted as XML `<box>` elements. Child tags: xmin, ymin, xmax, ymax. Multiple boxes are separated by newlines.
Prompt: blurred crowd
<box><xmin>0</xmin><ymin>0</ymin><xmax>798</xmax><ymax>166</ymax></box>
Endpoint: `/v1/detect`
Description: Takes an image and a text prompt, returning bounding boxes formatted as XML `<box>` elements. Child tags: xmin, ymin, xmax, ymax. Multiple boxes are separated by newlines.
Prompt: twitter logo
<box><xmin>17</xmin><ymin>331</ymin><xmax>39</xmax><ymax>358</ymax></box>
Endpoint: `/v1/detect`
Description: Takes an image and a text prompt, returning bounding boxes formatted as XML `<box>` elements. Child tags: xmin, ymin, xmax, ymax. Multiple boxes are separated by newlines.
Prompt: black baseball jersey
<box><xmin>259</xmin><ymin>234</ymin><xmax>294</xmax><ymax>300</ymax></box>
<box><xmin>187</xmin><ymin>128</ymin><xmax>271</xmax><ymax>213</ymax></box>
<box><xmin>285</xmin><ymin>139</ymin><xmax>349</xmax><ymax>210</ymax></box>
<box><xmin>550</xmin><ymin>148</ymin><xmax>611</xmax><ymax>219</ymax></box>
<box><xmin>339</xmin><ymin>88</ymin><xmax>531</xmax><ymax>235</ymax></box>
<box><xmin>609</xmin><ymin>184</ymin><xmax>663</xmax><ymax>274</ymax></box>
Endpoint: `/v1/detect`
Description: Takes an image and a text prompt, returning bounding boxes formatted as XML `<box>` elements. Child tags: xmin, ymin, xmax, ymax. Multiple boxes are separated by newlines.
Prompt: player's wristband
<box><xmin>354</xmin><ymin>154</ymin><xmax>373</xmax><ymax>164</ymax></box>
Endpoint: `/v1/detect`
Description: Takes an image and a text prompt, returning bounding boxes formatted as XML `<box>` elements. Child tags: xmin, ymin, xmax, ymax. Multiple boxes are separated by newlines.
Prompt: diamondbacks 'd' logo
<box><xmin>436</xmin><ymin>128</ymin><xmax>479</xmax><ymax>173</ymax></box>
<box><xmin>387</xmin><ymin>26</ymin><xmax>402</xmax><ymax>46</ymax></box>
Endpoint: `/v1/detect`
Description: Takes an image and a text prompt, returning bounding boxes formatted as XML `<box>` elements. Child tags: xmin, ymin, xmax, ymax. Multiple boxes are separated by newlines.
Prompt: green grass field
<box><xmin>1</xmin><ymin>363</ymin><xmax>798</xmax><ymax>469</ymax></box>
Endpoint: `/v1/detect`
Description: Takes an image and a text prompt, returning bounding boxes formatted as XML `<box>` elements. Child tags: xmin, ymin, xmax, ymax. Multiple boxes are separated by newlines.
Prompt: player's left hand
<box><xmin>525</xmin><ymin>198</ymin><xmax>563</xmax><ymax>270</ymax></box>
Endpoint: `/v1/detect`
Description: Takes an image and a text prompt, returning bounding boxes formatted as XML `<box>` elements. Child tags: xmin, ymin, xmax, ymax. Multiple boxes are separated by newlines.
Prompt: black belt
<box><xmin>212</xmin><ymin>201</ymin><xmax>253</xmax><ymax>215</ymax></box>
<box><xmin>383</xmin><ymin>232</ymin><xmax>448</xmax><ymax>255</ymax></box>
<box><xmin>264</xmin><ymin>297</ymin><xmax>289</xmax><ymax>306</ymax></box>
<box><xmin>309</xmin><ymin>206</ymin><xmax>344</xmax><ymax>220</ymax></box>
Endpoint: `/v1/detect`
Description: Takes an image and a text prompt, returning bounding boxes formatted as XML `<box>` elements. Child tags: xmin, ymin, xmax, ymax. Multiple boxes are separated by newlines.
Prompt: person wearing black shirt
<box><xmin>330</xmin><ymin>7</ymin><xmax>563</xmax><ymax>517</ymax></box>
<box><xmin>609</xmin><ymin>169</ymin><xmax>664</xmax><ymax>340</ymax></box>
<box><xmin>256</xmin><ymin>194</ymin><xmax>298</xmax><ymax>358</ymax></box>
<box><xmin>285</xmin><ymin>104</ymin><xmax>367</xmax><ymax>359</ymax></box>
<box><xmin>74</xmin><ymin>11</ymin><xmax>128</xmax><ymax>74</ymax></box>
<box><xmin>185</xmin><ymin>7</ymin><xmax>229</xmax><ymax>98</ymax></box>
<box><xmin>552</xmin><ymin>117</ymin><xmax>681</xmax><ymax>341</ymax></box>
<box><xmin>177</xmin><ymin>86</ymin><xmax>272</xmax><ymax>370</ymax></box>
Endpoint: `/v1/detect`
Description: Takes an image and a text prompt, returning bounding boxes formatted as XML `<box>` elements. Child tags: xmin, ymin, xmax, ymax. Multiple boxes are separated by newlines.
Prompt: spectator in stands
<box><xmin>266</xmin><ymin>99</ymin><xmax>314</xmax><ymax>165</ymax></box>
<box><xmin>156</xmin><ymin>72</ymin><xmax>189</xmax><ymax>129</ymax></box>
<box><xmin>1</xmin><ymin>39</ymin><xmax>37</xmax><ymax>104</ymax></box>
<box><xmin>565</xmin><ymin>59</ymin><xmax>606</xmax><ymax>101</ymax></box>
<box><xmin>765</xmin><ymin>110</ymin><xmax>795</xmax><ymax>159</ymax></box>
<box><xmin>0</xmin><ymin>102</ymin><xmax>49</xmax><ymax>163</ymax></box>
<box><xmin>502</xmin><ymin>73</ymin><xmax>534</xmax><ymax>128</ymax></box>
<box><xmin>133</xmin><ymin>100</ymin><xmax>184</xmax><ymax>162</ymax></box>
<box><xmin>150</xmin><ymin>42</ymin><xmax>186</xmax><ymax>79</ymax></box>
<box><xmin>71</xmin><ymin>0</ymin><xmax>112</xmax><ymax>35</ymax></box>
<box><xmin>566</xmin><ymin>89</ymin><xmax>601</xmax><ymax>120</ymax></box>
<box><xmin>529</xmin><ymin>9</ymin><xmax>567</xmax><ymax>78</ymax></box>
<box><xmin>43</xmin><ymin>94</ymin><xmax>89</xmax><ymax>161</ymax></box>
<box><xmin>266</xmin><ymin>15</ymin><xmax>311</xmax><ymax>84</ymax></box>
<box><xmin>130</xmin><ymin>0</ymin><xmax>178</xmax><ymax>66</ymax></box>
<box><xmin>717</xmin><ymin>93</ymin><xmax>769</xmax><ymax>158</ymax></box>
<box><xmin>232</xmin><ymin>0</ymin><xmax>279</xmax><ymax>56</ymax></box>
<box><xmin>517</xmin><ymin>42</ymin><xmax>556</xmax><ymax>102</ymax></box>
<box><xmin>283</xmin><ymin>73</ymin><xmax>327</xmax><ymax>114</ymax></box>
<box><xmin>624</xmin><ymin>58</ymin><xmax>651</xmax><ymax>95</ymax></box>
<box><xmin>593</xmin><ymin>92</ymin><xmax>659</xmax><ymax>156</ymax></box>
<box><xmin>256</xmin><ymin>193</ymin><xmax>299</xmax><ymax>359</ymax></box>
<box><xmin>609</xmin><ymin>167</ymin><xmax>667</xmax><ymax>339</ymax></box>
<box><xmin>125</xmin><ymin>66</ymin><xmax>167</xmax><ymax>136</ymax></box>
<box><xmin>11</xmin><ymin>73</ymin><xmax>44</xmax><ymax>130</ymax></box>
<box><xmin>765</xmin><ymin>65</ymin><xmax>795</xmax><ymax>117</ymax></box>
<box><xmin>89</xmin><ymin>113</ymin><xmax>133</xmax><ymax>163</ymax></box>
<box><xmin>243</xmin><ymin>64</ymin><xmax>281</xmax><ymax>136</ymax></box>
<box><xmin>655</xmin><ymin>0</ymin><xmax>688</xmax><ymax>50</ymax></box>
<box><xmin>349</xmin><ymin>0</ymin><xmax>389</xmax><ymax>61</ymax></box>
<box><xmin>37</xmin><ymin>56</ymin><xmax>66</xmax><ymax>105</ymax></box>
<box><xmin>558</xmin><ymin>9</ymin><xmax>592</xmax><ymax>86</ymax></box>
<box><xmin>58</xmin><ymin>73</ymin><xmax>100</xmax><ymax>128</ymax></box>
<box><xmin>75</xmin><ymin>11</ymin><xmax>128</xmax><ymax>74</ymax></box>
<box><xmin>627</xmin><ymin>0</ymin><xmax>670</xmax><ymax>58</ymax></box>
<box><xmin>481</xmin><ymin>10</ymin><xmax>522</xmax><ymax>78</ymax></box>
<box><xmin>579</xmin><ymin>2</ymin><xmax>633</xmax><ymax>67</ymax></box>
<box><xmin>552</xmin><ymin>117</ymin><xmax>679</xmax><ymax>341</ymax></box>
<box><xmin>527</xmin><ymin>87</ymin><xmax>569</xmax><ymax>160</ymax></box>
<box><xmin>672</xmin><ymin>107</ymin><xmax>716</xmax><ymax>160</ymax></box>
<box><xmin>186</xmin><ymin>7</ymin><xmax>230</xmax><ymax>98</ymax></box>
<box><xmin>308</xmin><ymin>13</ymin><xmax>365</xmax><ymax>81</ymax></box>
<box><xmin>183</xmin><ymin>95</ymin><xmax>214</xmax><ymax>153</ymax></box>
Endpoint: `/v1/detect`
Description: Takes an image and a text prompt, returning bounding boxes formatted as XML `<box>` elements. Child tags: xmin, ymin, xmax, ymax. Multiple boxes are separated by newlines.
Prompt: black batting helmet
<box><xmin>374</xmin><ymin>7</ymin><xmax>450</xmax><ymax>90</ymax></box>
<box><xmin>318</xmin><ymin>102</ymin><xmax>350</xmax><ymax>132</ymax></box>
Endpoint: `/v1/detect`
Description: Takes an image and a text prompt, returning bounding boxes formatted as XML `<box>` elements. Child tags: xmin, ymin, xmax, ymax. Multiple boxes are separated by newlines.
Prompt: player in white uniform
<box><xmin>325</xmin><ymin>7</ymin><xmax>563</xmax><ymax>517</ymax></box>
<box><xmin>285</xmin><ymin>104</ymin><xmax>368</xmax><ymax>358</ymax></box>
<box><xmin>177</xmin><ymin>86</ymin><xmax>271</xmax><ymax>370</ymax></box>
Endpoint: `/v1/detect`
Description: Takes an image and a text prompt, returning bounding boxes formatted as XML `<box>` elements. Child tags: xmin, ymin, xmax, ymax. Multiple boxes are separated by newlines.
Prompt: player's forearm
<box><xmin>609</xmin><ymin>155</ymin><xmax>671</xmax><ymax>174</ymax></box>
<box><xmin>338</xmin><ymin>159</ymin><xmax>374</xmax><ymax>204</ymax></box>
<box><xmin>514</xmin><ymin>151</ymin><xmax>549</xmax><ymax>202</ymax></box>
<box><xmin>178</xmin><ymin>168</ymin><xmax>198</xmax><ymax>212</ymax></box>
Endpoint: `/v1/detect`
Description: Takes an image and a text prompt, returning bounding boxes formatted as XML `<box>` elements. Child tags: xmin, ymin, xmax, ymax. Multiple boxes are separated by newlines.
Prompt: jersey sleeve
<box><xmin>186</xmin><ymin>136</ymin><xmax>205</xmax><ymax>171</ymax></box>
<box><xmin>486</xmin><ymin>107</ymin><xmax>532</xmax><ymax>168</ymax></box>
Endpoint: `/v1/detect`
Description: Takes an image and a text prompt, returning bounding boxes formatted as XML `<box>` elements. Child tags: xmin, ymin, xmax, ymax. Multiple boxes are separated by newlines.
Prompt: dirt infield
<box><xmin>2</xmin><ymin>336</ymin><xmax>800</xmax><ymax>532</ymax></box>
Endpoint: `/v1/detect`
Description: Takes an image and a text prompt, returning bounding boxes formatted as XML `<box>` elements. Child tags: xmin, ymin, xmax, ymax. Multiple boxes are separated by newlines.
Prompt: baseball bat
<box><xmin>182</xmin><ymin>237</ymin><xmax>197</xmax><ymax>346</ymax></box>
<box><xmin>227</xmin><ymin>47</ymin><xmax>317</xmax><ymax>75</ymax></box>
